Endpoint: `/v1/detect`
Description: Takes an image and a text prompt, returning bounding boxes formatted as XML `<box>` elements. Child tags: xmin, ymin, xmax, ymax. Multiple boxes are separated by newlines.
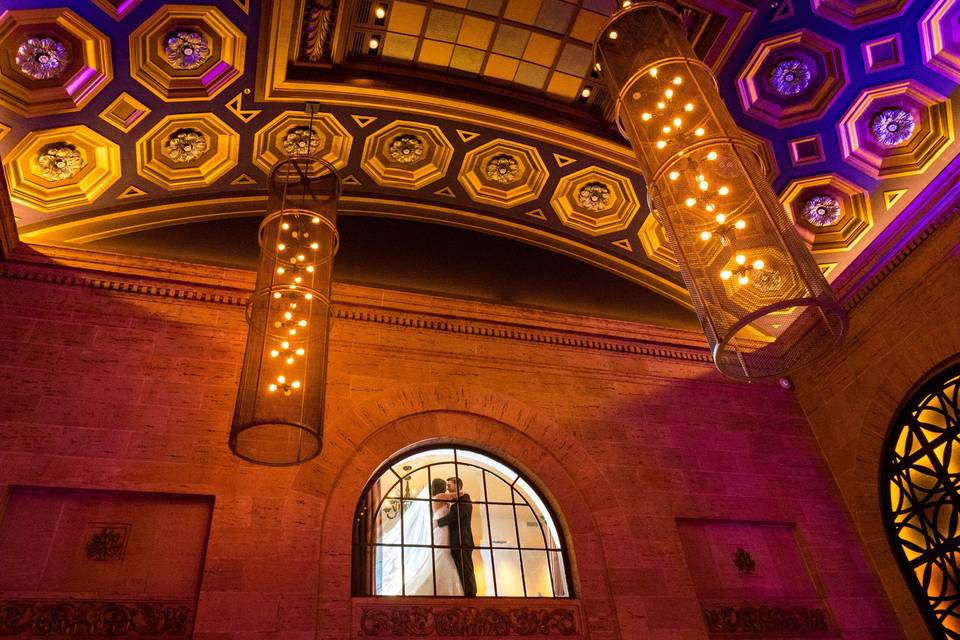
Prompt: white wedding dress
<box><xmin>377</xmin><ymin>489</ymin><xmax>465</xmax><ymax>596</ymax></box>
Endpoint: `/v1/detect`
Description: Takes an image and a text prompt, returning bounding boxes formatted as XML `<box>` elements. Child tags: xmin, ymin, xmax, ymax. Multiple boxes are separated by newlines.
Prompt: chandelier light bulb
<box><xmin>656</xmin><ymin>140</ymin><xmax>666</xmax><ymax>149</ymax></box>
<box><xmin>700</xmin><ymin>230</ymin><xmax>712</xmax><ymax>241</ymax></box>
<box><xmin>657</xmin><ymin>101</ymin><xmax>666</xmax><ymax>110</ymax></box>
<box><xmin>296</xmin><ymin>348</ymin><xmax>305</xmax><ymax>356</ymax></box>
<box><xmin>735</xmin><ymin>219</ymin><xmax>746</xmax><ymax>230</ymax></box>
<box><xmin>311</xmin><ymin>216</ymin><xmax>320</xmax><ymax>224</ymax></box>
<box><xmin>292</xmin><ymin>380</ymin><xmax>301</xmax><ymax>389</ymax></box>
<box><xmin>268</xmin><ymin>383</ymin><xmax>278</xmax><ymax>392</ymax></box>
<box><xmin>284</xmin><ymin>311</ymin><xmax>293</xmax><ymax>320</ymax></box>
<box><xmin>685</xmin><ymin>197</ymin><xmax>697</xmax><ymax>206</ymax></box>
<box><xmin>375</xmin><ymin>6</ymin><xmax>387</xmax><ymax>19</ymax></box>
<box><xmin>753</xmin><ymin>259</ymin><xmax>765</xmax><ymax>270</ymax></box>
<box><xmin>694</xmin><ymin>127</ymin><xmax>705</xmax><ymax>136</ymax></box>
<box><xmin>277</xmin><ymin>375</ymin><xmax>286</xmax><ymax>384</ymax></box>
<box><xmin>715</xmin><ymin>213</ymin><xmax>726</xmax><ymax>224</ymax></box>
<box><xmin>738</xmin><ymin>274</ymin><xmax>749</xmax><ymax>285</ymax></box>
<box><xmin>304</xmin><ymin>293</ymin><xmax>313</xmax><ymax>300</ymax></box>
<box><xmin>273</xmin><ymin>292</ymin><xmax>281</xmax><ymax>299</ymax></box>
<box><xmin>664</xmin><ymin>88</ymin><xmax>674</xmax><ymax>99</ymax></box>
<box><xmin>684</xmin><ymin>103</ymin><xmax>694</xmax><ymax>112</ymax></box>
<box><xmin>718</xmin><ymin>186</ymin><xmax>729</xmax><ymax>196</ymax></box>
<box><xmin>281</xmin><ymin>341</ymin><xmax>289</xmax><ymax>349</ymax></box>
<box><xmin>276</xmin><ymin>266</ymin><xmax>285</xmax><ymax>274</ymax></box>
<box><xmin>673</xmin><ymin>117</ymin><xmax>682</xmax><ymax>127</ymax></box>
<box><xmin>270</xmin><ymin>349</ymin><xmax>279</xmax><ymax>358</ymax></box>
<box><xmin>277</xmin><ymin>243</ymin><xmax>285</xmax><ymax>251</ymax></box>
<box><xmin>641</xmin><ymin>112</ymin><xmax>652</xmax><ymax>121</ymax></box>
<box><xmin>298</xmin><ymin>319</ymin><xmax>307</xmax><ymax>327</ymax></box>
<box><xmin>672</xmin><ymin>76</ymin><xmax>682</xmax><ymax>85</ymax></box>
<box><xmin>699</xmin><ymin>180</ymin><xmax>709</xmax><ymax>191</ymax></box>
<box><xmin>735</xmin><ymin>254</ymin><xmax>746</xmax><ymax>265</ymax></box>
<box><xmin>707</xmin><ymin>151</ymin><xmax>718</xmax><ymax>161</ymax></box>
<box><xmin>669</xmin><ymin>171</ymin><xmax>680</xmax><ymax>180</ymax></box>
<box><xmin>662</xmin><ymin>125</ymin><xmax>671</xmax><ymax>134</ymax></box>
<box><xmin>294</xmin><ymin>276</ymin><xmax>302</xmax><ymax>283</ymax></box>
<box><xmin>649</xmin><ymin>67</ymin><xmax>657</xmax><ymax>77</ymax></box>
<box><xmin>720</xmin><ymin>270</ymin><xmax>732</xmax><ymax>280</ymax></box>
<box><xmin>281</xmin><ymin>222</ymin><xmax>290</xmax><ymax>230</ymax></box>
<box><xmin>705</xmin><ymin>203</ymin><xmax>715</xmax><ymax>212</ymax></box>
<box><xmin>286</xmin><ymin>357</ymin><xmax>294</xmax><ymax>364</ymax></box>
<box><xmin>608</xmin><ymin>30</ymin><xmax>618</xmax><ymax>39</ymax></box>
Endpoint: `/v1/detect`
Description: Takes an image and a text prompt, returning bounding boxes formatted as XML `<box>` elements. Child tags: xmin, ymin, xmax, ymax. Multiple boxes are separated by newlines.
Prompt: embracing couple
<box><xmin>429</xmin><ymin>476</ymin><xmax>477</xmax><ymax>597</ymax></box>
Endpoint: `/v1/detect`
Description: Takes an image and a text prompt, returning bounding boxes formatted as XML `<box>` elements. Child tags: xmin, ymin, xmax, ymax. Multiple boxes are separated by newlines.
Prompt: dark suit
<box><xmin>437</xmin><ymin>494</ymin><xmax>477</xmax><ymax>596</ymax></box>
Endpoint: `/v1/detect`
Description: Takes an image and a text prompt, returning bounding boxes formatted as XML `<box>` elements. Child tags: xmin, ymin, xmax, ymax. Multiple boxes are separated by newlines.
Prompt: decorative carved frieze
<box><xmin>702</xmin><ymin>604</ymin><xmax>830</xmax><ymax>635</ymax></box>
<box><xmin>301</xmin><ymin>0</ymin><xmax>338</xmax><ymax>63</ymax></box>
<box><xmin>358</xmin><ymin>606</ymin><xmax>578</xmax><ymax>636</ymax></box>
<box><xmin>0</xmin><ymin>600</ymin><xmax>192</xmax><ymax>636</ymax></box>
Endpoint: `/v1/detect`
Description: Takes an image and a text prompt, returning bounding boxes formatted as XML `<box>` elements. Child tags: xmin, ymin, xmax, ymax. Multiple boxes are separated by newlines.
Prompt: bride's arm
<box><xmin>432</xmin><ymin>490</ymin><xmax>461</xmax><ymax>501</ymax></box>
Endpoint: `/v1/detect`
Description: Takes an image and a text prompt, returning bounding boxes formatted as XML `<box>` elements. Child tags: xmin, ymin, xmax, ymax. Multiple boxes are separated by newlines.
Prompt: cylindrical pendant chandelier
<box><xmin>230</xmin><ymin>155</ymin><xmax>339</xmax><ymax>465</ymax></box>
<box><xmin>595</xmin><ymin>1</ymin><xmax>846</xmax><ymax>380</ymax></box>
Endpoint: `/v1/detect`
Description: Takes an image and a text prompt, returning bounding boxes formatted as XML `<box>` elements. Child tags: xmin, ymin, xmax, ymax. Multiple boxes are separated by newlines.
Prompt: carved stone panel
<box><xmin>354</xmin><ymin>603</ymin><xmax>580</xmax><ymax>637</ymax></box>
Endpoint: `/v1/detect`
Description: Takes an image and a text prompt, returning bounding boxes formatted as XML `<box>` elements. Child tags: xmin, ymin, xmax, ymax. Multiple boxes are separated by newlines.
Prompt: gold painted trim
<box><xmin>19</xmin><ymin>195</ymin><xmax>691</xmax><ymax>309</ymax></box>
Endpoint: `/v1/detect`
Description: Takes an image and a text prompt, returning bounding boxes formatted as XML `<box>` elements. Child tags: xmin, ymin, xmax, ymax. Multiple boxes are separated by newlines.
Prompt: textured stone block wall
<box><xmin>0</xmin><ymin>245</ymin><xmax>899</xmax><ymax>639</ymax></box>
<box><xmin>794</xmin><ymin>210</ymin><xmax>960</xmax><ymax>640</ymax></box>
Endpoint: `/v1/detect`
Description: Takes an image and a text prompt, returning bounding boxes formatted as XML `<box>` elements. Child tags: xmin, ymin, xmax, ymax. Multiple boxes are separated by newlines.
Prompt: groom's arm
<box><xmin>436</xmin><ymin>504</ymin><xmax>454</xmax><ymax>527</ymax></box>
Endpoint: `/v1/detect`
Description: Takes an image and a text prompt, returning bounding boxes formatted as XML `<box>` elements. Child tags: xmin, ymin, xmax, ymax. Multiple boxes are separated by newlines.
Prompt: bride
<box><xmin>377</xmin><ymin>478</ymin><xmax>464</xmax><ymax>596</ymax></box>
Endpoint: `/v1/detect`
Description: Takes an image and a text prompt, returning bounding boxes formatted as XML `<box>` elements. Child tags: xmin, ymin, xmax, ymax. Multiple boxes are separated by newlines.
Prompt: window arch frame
<box><xmin>881</xmin><ymin>355</ymin><xmax>960</xmax><ymax>640</ymax></box>
<box><xmin>351</xmin><ymin>443</ymin><xmax>575</xmax><ymax>598</ymax></box>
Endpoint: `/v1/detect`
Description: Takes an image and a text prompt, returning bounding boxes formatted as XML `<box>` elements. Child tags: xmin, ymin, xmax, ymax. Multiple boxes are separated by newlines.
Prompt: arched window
<box><xmin>883</xmin><ymin>360</ymin><xmax>960</xmax><ymax>638</ymax></box>
<box><xmin>353</xmin><ymin>446</ymin><xmax>571</xmax><ymax>598</ymax></box>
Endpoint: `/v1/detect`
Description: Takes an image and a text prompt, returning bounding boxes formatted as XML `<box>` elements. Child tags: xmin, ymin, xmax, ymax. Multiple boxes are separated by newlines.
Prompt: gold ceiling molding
<box><xmin>780</xmin><ymin>174</ymin><xmax>873</xmax><ymax>254</ymax></box>
<box><xmin>129</xmin><ymin>4</ymin><xmax>245</xmax><ymax>102</ymax></box>
<box><xmin>136</xmin><ymin>113</ymin><xmax>240</xmax><ymax>191</ymax></box>
<box><xmin>360</xmin><ymin>121</ymin><xmax>454</xmax><ymax>190</ymax></box>
<box><xmin>98</xmin><ymin>92</ymin><xmax>151</xmax><ymax>133</ymax></box>
<box><xmin>3</xmin><ymin>124</ymin><xmax>121</xmax><ymax>214</ymax></box>
<box><xmin>0</xmin><ymin>122</ymin><xmax>10</xmax><ymax>144</ymax></box>
<box><xmin>251</xmin><ymin>110</ymin><xmax>352</xmax><ymax>175</ymax></box>
<box><xmin>636</xmin><ymin>214</ymin><xmax>680</xmax><ymax>273</ymax></box>
<box><xmin>17</xmin><ymin>194</ymin><xmax>691</xmax><ymax>309</ymax></box>
<box><xmin>458</xmin><ymin>139</ymin><xmax>549</xmax><ymax>209</ymax></box>
<box><xmin>550</xmin><ymin>166</ymin><xmax>641</xmax><ymax>237</ymax></box>
<box><xmin>255</xmin><ymin>0</ymin><xmax>638</xmax><ymax>171</ymax></box>
<box><xmin>0</xmin><ymin>8</ymin><xmax>112</xmax><ymax>117</ymax></box>
<box><xmin>225</xmin><ymin>90</ymin><xmax>261</xmax><ymax>123</ymax></box>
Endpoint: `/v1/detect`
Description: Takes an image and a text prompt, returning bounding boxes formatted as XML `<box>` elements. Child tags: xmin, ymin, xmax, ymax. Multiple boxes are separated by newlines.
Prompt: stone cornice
<box><xmin>1</xmin><ymin>244</ymin><xmax>713</xmax><ymax>363</ymax></box>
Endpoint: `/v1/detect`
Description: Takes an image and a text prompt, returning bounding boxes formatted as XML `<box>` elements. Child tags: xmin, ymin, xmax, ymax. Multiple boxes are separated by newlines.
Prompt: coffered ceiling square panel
<box><xmin>361</xmin><ymin>121</ymin><xmax>454</xmax><ymax>190</ymax></box>
<box><xmin>252</xmin><ymin>111</ymin><xmax>353</xmax><ymax>175</ymax></box>
<box><xmin>458</xmin><ymin>139</ymin><xmax>549</xmax><ymax>208</ymax></box>
<box><xmin>136</xmin><ymin>113</ymin><xmax>240</xmax><ymax>191</ymax></box>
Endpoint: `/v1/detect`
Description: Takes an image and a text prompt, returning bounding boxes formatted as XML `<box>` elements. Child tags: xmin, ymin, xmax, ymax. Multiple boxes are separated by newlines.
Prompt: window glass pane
<box><xmin>475</xmin><ymin>548</ymin><xmax>495</xmax><ymax>596</ymax></box>
<box><xmin>398</xmin><ymin>466</ymin><xmax>430</xmax><ymax>500</ymax></box>
<box><xmin>488</xmin><ymin>503</ymin><xmax>518</xmax><ymax>548</ymax></box>
<box><xmin>453</xmin><ymin>462</ymin><xmax>485</xmax><ymax>502</ymax></box>
<box><xmin>376</xmin><ymin>499</ymin><xmax>405</xmax><ymax>544</ymax></box>
<box><xmin>433</xmin><ymin>547</ymin><xmax>462</xmax><ymax>596</ymax></box>
<box><xmin>397</xmin><ymin>448</ymin><xmax>455</xmax><ymax>476</ymax></box>
<box><xmin>471</xmin><ymin>500</ymin><xmax>490</xmax><ymax>548</ymax></box>
<box><xmin>431</xmin><ymin>462</ymin><xmax>458</xmax><ymax>497</ymax></box>
<box><xmin>492</xmin><ymin>549</ymin><xmax>524</xmax><ymax>596</ymax></box>
<box><xmin>404</xmin><ymin>544</ymin><xmax>435</xmax><ymax>596</ymax></box>
<box><xmin>516</xmin><ymin>505</ymin><xmax>546</xmax><ymax>549</ymax></box>
<box><xmin>522</xmin><ymin>549</ymin><xmax>553</xmax><ymax>597</ymax></box>
<box><xmin>484</xmin><ymin>471</ymin><xmax>513</xmax><ymax>503</ymax></box>
<box><xmin>456</xmin><ymin>449</ymin><xmax>518</xmax><ymax>484</ymax></box>
<box><xmin>515</xmin><ymin>480</ymin><xmax>562</xmax><ymax>548</ymax></box>
<box><xmin>401</xmin><ymin>498</ymin><xmax>433</xmax><ymax>546</ymax></box>
<box><xmin>376</xmin><ymin>544</ymin><xmax>404</xmax><ymax>595</ymax></box>
<box><xmin>549</xmin><ymin>550</ymin><xmax>569</xmax><ymax>597</ymax></box>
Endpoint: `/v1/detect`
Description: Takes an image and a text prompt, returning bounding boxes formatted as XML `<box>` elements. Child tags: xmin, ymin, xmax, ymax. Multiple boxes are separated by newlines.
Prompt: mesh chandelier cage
<box><xmin>595</xmin><ymin>2</ymin><xmax>847</xmax><ymax>380</ymax></box>
<box><xmin>229</xmin><ymin>155</ymin><xmax>340</xmax><ymax>465</ymax></box>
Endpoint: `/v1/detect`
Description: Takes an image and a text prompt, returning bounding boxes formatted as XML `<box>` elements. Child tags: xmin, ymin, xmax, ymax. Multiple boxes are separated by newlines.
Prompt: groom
<box><xmin>437</xmin><ymin>476</ymin><xmax>477</xmax><ymax>597</ymax></box>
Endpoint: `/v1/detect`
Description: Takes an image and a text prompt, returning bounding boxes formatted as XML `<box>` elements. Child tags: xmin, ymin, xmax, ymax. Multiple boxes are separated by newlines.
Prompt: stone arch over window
<box><xmin>352</xmin><ymin>444</ymin><xmax>572</xmax><ymax>598</ymax></box>
<box><xmin>883</xmin><ymin>357</ymin><xmax>960</xmax><ymax>639</ymax></box>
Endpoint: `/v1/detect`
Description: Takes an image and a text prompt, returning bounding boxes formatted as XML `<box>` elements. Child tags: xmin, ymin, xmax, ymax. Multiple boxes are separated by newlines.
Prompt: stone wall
<box><xmin>0</xmin><ymin>244</ymin><xmax>899</xmax><ymax>639</ymax></box>
<box><xmin>794</xmin><ymin>204</ymin><xmax>960</xmax><ymax>640</ymax></box>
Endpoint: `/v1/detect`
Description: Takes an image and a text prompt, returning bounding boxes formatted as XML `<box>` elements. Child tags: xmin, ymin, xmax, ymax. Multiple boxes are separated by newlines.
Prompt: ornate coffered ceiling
<box><xmin>1</xmin><ymin>0</ymin><xmax>958</xmax><ymax>311</ymax></box>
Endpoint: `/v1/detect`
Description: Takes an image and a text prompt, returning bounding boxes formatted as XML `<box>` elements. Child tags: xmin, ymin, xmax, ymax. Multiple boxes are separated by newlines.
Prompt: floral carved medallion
<box><xmin>15</xmin><ymin>37</ymin><xmax>69</xmax><ymax>80</ymax></box>
<box><xmin>164</xmin><ymin>129</ymin><xmax>208</xmax><ymax>163</ymax></box>
<box><xmin>870</xmin><ymin>108</ymin><xmax>915</xmax><ymax>146</ymax></box>
<box><xmin>769</xmin><ymin>58</ymin><xmax>811</xmax><ymax>96</ymax></box>
<box><xmin>485</xmin><ymin>155</ymin><xmax>520</xmax><ymax>184</ymax></box>
<box><xmin>164</xmin><ymin>31</ymin><xmax>210</xmax><ymax>70</ymax></box>
<box><xmin>578</xmin><ymin>183</ymin><xmax>611</xmax><ymax>211</ymax></box>
<box><xmin>37</xmin><ymin>146</ymin><xmax>83</xmax><ymax>181</ymax></box>
<box><xmin>388</xmin><ymin>135</ymin><xmax>424</xmax><ymax>164</ymax></box>
<box><xmin>282</xmin><ymin>126</ymin><xmax>321</xmax><ymax>156</ymax></box>
<box><xmin>801</xmin><ymin>195</ymin><xmax>841</xmax><ymax>227</ymax></box>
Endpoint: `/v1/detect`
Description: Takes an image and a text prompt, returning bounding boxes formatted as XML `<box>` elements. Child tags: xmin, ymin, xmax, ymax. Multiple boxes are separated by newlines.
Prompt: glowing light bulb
<box><xmin>720</xmin><ymin>270</ymin><xmax>732</xmax><ymax>280</ymax></box>
<box><xmin>650</xmin><ymin>67</ymin><xmax>657</xmax><ymax>77</ymax></box>
<box><xmin>657</xmin><ymin>101</ymin><xmax>666</xmax><ymax>110</ymax></box>
<box><xmin>735</xmin><ymin>219</ymin><xmax>746</xmax><ymax>230</ymax></box>
<box><xmin>295</xmin><ymin>348</ymin><xmax>305</xmax><ymax>356</ymax></box>
<box><xmin>273</xmin><ymin>292</ymin><xmax>282</xmax><ymax>299</ymax></box>
<box><xmin>289</xmin><ymin>328</ymin><xmax>297</xmax><ymax>335</ymax></box>
<box><xmin>286</xmin><ymin>357</ymin><xmax>294</xmax><ymax>364</ymax></box>
<box><xmin>672</xmin><ymin>117</ymin><xmax>682</xmax><ymax>127</ymax></box>
<box><xmin>310</xmin><ymin>242</ymin><xmax>319</xmax><ymax>250</ymax></box>
<box><xmin>277</xmin><ymin>375</ymin><xmax>286</xmax><ymax>384</ymax></box>
<box><xmin>268</xmin><ymin>383</ymin><xmax>278</xmax><ymax>392</ymax></box>
<box><xmin>297</xmin><ymin>254</ymin><xmax>305</xmax><ymax>262</ymax></box>
<box><xmin>736</xmin><ymin>254</ymin><xmax>746</xmax><ymax>265</ymax></box>
<box><xmin>662</xmin><ymin>125</ymin><xmax>672</xmax><ymax>134</ymax></box>
<box><xmin>753</xmin><ymin>259</ymin><xmax>765</xmax><ymax>270</ymax></box>
<box><xmin>705</xmin><ymin>204</ymin><xmax>715</xmax><ymax>212</ymax></box>
<box><xmin>715</xmin><ymin>213</ymin><xmax>726</xmax><ymax>224</ymax></box>
<box><xmin>270</xmin><ymin>349</ymin><xmax>280</xmax><ymax>358</ymax></box>
<box><xmin>281</xmin><ymin>222</ymin><xmax>290</xmax><ymax>230</ymax></box>
<box><xmin>672</xmin><ymin>76</ymin><xmax>682</xmax><ymax>85</ymax></box>
<box><xmin>306</xmin><ymin>265</ymin><xmax>315</xmax><ymax>273</ymax></box>
<box><xmin>281</xmin><ymin>341</ymin><xmax>290</xmax><ymax>349</ymax></box>
<box><xmin>298</xmin><ymin>319</ymin><xmax>307</xmax><ymax>327</ymax></box>
<box><xmin>312</xmin><ymin>217</ymin><xmax>320</xmax><ymax>224</ymax></box>
<box><xmin>684</xmin><ymin>103</ymin><xmax>694</xmax><ymax>112</ymax></box>
<box><xmin>707</xmin><ymin>151</ymin><xmax>718</xmax><ymax>160</ymax></box>
<box><xmin>718</xmin><ymin>186</ymin><xmax>730</xmax><ymax>196</ymax></box>
<box><xmin>699</xmin><ymin>180</ymin><xmax>709</xmax><ymax>191</ymax></box>
<box><xmin>694</xmin><ymin>127</ymin><xmax>705</xmax><ymax>136</ymax></box>
<box><xmin>277</xmin><ymin>243</ymin><xmax>286</xmax><ymax>251</ymax></box>
<box><xmin>608</xmin><ymin>30</ymin><xmax>618</xmax><ymax>39</ymax></box>
<box><xmin>292</xmin><ymin>380</ymin><xmax>301</xmax><ymax>389</ymax></box>
<box><xmin>375</xmin><ymin>6</ymin><xmax>386</xmax><ymax>19</ymax></box>
<box><xmin>581</xmin><ymin>87</ymin><xmax>591</xmax><ymax>98</ymax></box>
<box><xmin>294</xmin><ymin>276</ymin><xmax>302</xmax><ymax>283</ymax></box>
<box><xmin>284</xmin><ymin>311</ymin><xmax>293</xmax><ymax>320</ymax></box>
<box><xmin>685</xmin><ymin>197</ymin><xmax>697</xmax><ymax>207</ymax></box>
<box><xmin>700</xmin><ymin>231</ymin><xmax>712</xmax><ymax>241</ymax></box>
<box><xmin>669</xmin><ymin>171</ymin><xmax>680</xmax><ymax>180</ymax></box>
<box><xmin>664</xmin><ymin>88</ymin><xmax>674</xmax><ymax>99</ymax></box>
<box><xmin>656</xmin><ymin>140</ymin><xmax>666</xmax><ymax>149</ymax></box>
<box><xmin>641</xmin><ymin>112</ymin><xmax>652</xmax><ymax>121</ymax></box>
<box><xmin>738</xmin><ymin>274</ymin><xmax>749</xmax><ymax>285</ymax></box>
<box><xmin>276</xmin><ymin>267</ymin><xmax>285</xmax><ymax>275</ymax></box>
<box><xmin>368</xmin><ymin>37</ymin><xmax>379</xmax><ymax>50</ymax></box>
<box><xmin>304</xmin><ymin>293</ymin><xmax>313</xmax><ymax>300</ymax></box>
